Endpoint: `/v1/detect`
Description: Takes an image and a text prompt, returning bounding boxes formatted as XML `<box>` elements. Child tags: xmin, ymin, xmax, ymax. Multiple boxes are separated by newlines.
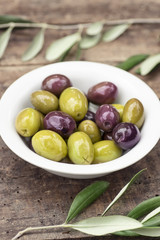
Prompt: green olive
<box><xmin>122</xmin><ymin>98</ymin><xmax>144</xmax><ymax>128</ymax></box>
<box><xmin>112</xmin><ymin>104</ymin><xmax>124</xmax><ymax>120</ymax></box>
<box><xmin>93</xmin><ymin>140</ymin><xmax>122</xmax><ymax>164</ymax></box>
<box><xmin>15</xmin><ymin>108</ymin><xmax>41</xmax><ymax>137</ymax></box>
<box><xmin>67</xmin><ymin>131</ymin><xmax>94</xmax><ymax>164</ymax></box>
<box><xmin>59</xmin><ymin>87</ymin><xmax>88</xmax><ymax>121</ymax></box>
<box><xmin>31</xmin><ymin>90</ymin><xmax>58</xmax><ymax>114</ymax></box>
<box><xmin>78</xmin><ymin>120</ymin><xmax>101</xmax><ymax>143</ymax></box>
<box><xmin>32</xmin><ymin>130</ymin><xmax>67</xmax><ymax>161</ymax></box>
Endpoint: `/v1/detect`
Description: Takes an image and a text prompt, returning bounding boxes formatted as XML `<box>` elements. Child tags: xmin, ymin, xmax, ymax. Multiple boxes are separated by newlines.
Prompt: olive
<box><xmin>78</xmin><ymin>120</ymin><xmax>101</xmax><ymax>143</ymax></box>
<box><xmin>44</xmin><ymin>111</ymin><xmax>76</xmax><ymax>138</ymax></box>
<box><xmin>87</xmin><ymin>81</ymin><xmax>118</xmax><ymax>105</ymax></box>
<box><xmin>42</xmin><ymin>74</ymin><xmax>72</xmax><ymax>97</ymax></box>
<box><xmin>22</xmin><ymin>137</ymin><xmax>35</xmax><ymax>151</ymax></box>
<box><xmin>59</xmin><ymin>87</ymin><xmax>88</xmax><ymax>121</ymax></box>
<box><xmin>23</xmin><ymin>136</ymin><xmax>31</xmax><ymax>147</ymax></box>
<box><xmin>82</xmin><ymin>110</ymin><xmax>95</xmax><ymax>122</ymax></box>
<box><xmin>32</xmin><ymin>130</ymin><xmax>67</xmax><ymax>161</ymax></box>
<box><xmin>67</xmin><ymin>132</ymin><xmax>94</xmax><ymax>164</ymax></box>
<box><xmin>112</xmin><ymin>122</ymin><xmax>141</xmax><ymax>150</ymax></box>
<box><xmin>95</xmin><ymin>104</ymin><xmax>120</xmax><ymax>132</ymax></box>
<box><xmin>112</xmin><ymin>104</ymin><xmax>124</xmax><ymax>120</ymax></box>
<box><xmin>93</xmin><ymin>140</ymin><xmax>122</xmax><ymax>164</ymax></box>
<box><xmin>31</xmin><ymin>90</ymin><xmax>58</xmax><ymax>114</ymax></box>
<box><xmin>102</xmin><ymin>131</ymin><xmax>113</xmax><ymax>140</ymax></box>
<box><xmin>15</xmin><ymin>108</ymin><xmax>41</xmax><ymax>137</ymax></box>
<box><xmin>122</xmin><ymin>98</ymin><xmax>144</xmax><ymax>128</ymax></box>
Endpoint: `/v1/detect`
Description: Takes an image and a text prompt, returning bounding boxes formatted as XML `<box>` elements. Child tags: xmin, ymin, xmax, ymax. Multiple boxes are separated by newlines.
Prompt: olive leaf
<box><xmin>114</xmin><ymin>196</ymin><xmax>160</xmax><ymax>236</ymax></box>
<box><xmin>114</xmin><ymin>230</ymin><xmax>139</xmax><ymax>237</ymax></box>
<box><xmin>69</xmin><ymin>215</ymin><xmax>143</xmax><ymax>236</ymax></box>
<box><xmin>143</xmin><ymin>215</ymin><xmax>160</xmax><ymax>227</ymax></box>
<box><xmin>45</xmin><ymin>32</ymin><xmax>81</xmax><ymax>61</ymax></box>
<box><xmin>128</xmin><ymin>196</ymin><xmax>160</xmax><ymax>219</ymax></box>
<box><xmin>141</xmin><ymin>206</ymin><xmax>160</xmax><ymax>223</ymax></box>
<box><xmin>22</xmin><ymin>28</ymin><xmax>45</xmax><ymax>61</ymax></box>
<box><xmin>102</xmin><ymin>169</ymin><xmax>146</xmax><ymax>216</ymax></box>
<box><xmin>75</xmin><ymin>44</ymin><xmax>81</xmax><ymax>60</ymax></box>
<box><xmin>117</xmin><ymin>54</ymin><xmax>149</xmax><ymax>71</ymax></box>
<box><xmin>0</xmin><ymin>15</ymin><xmax>32</xmax><ymax>24</ymax></box>
<box><xmin>65</xmin><ymin>181</ymin><xmax>109</xmax><ymax>223</ymax></box>
<box><xmin>79</xmin><ymin>34</ymin><xmax>101</xmax><ymax>49</ymax></box>
<box><xmin>0</xmin><ymin>26</ymin><xmax>13</xmax><ymax>59</ymax></box>
<box><xmin>115</xmin><ymin>209</ymin><xmax>160</xmax><ymax>236</ymax></box>
<box><xmin>135</xmin><ymin>67</ymin><xmax>141</xmax><ymax>74</ymax></box>
<box><xmin>102</xmin><ymin>24</ymin><xmax>130</xmax><ymax>42</ymax></box>
<box><xmin>114</xmin><ymin>215</ymin><xmax>160</xmax><ymax>237</ymax></box>
<box><xmin>59</xmin><ymin>43</ymin><xmax>76</xmax><ymax>62</ymax></box>
<box><xmin>138</xmin><ymin>53</ymin><xmax>160</xmax><ymax>75</ymax></box>
<box><xmin>133</xmin><ymin>226</ymin><xmax>160</xmax><ymax>237</ymax></box>
<box><xmin>86</xmin><ymin>22</ymin><xmax>103</xmax><ymax>36</ymax></box>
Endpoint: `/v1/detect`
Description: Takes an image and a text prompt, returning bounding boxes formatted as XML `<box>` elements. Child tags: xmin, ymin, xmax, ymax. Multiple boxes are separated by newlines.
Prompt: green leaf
<box><xmin>117</xmin><ymin>54</ymin><xmax>149</xmax><ymax>71</ymax></box>
<box><xmin>75</xmin><ymin>44</ymin><xmax>81</xmax><ymax>60</ymax></box>
<box><xmin>102</xmin><ymin>24</ymin><xmax>130</xmax><ymax>42</ymax></box>
<box><xmin>86</xmin><ymin>22</ymin><xmax>103</xmax><ymax>36</ymax></box>
<box><xmin>0</xmin><ymin>26</ymin><xmax>13</xmax><ymax>59</ymax></box>
<box><xmin>128</xmin><ymin>196</ymin><xmax>160</xmax><ymax>219</ymax></box>
<box><xmin>22</xmin><ymin>28</ymin><xmax>45</xmax><ymax>61</ymax></box>
<box><xmin>143</xmin><ymin>215</ymin><xmax>160</xmax><ymax>227</ymax></box>
<box><xmin>133</xmin><ymin>226</ymin><xmax>160</xmax><ymax>237</ymax></box>
<box><xmin>135</xmin><ymin>67</ymin><xmax>141</xmax><ymax>74</ymax></box>
<box><xmin>79</xmin><ymin>34</ymin><xmax>101</xmax><ymax>49</ymax></box>
<box><xmin>0</xmin><ymin>15</ymin><xmax>32</xmax><ymax>24</ymax></box>
<box><xmin>142</xmin><ymin>206</ymin><xmax>160</xmax><ymax>223</ymax></box>
<box><xmin>65</xmin><ymin>181</ymin><xmax>109</xmax><ymax>223</ymax></box>
<box><xmin>45</xmin><ymin>32</ymin><xmax>81</xmax><ymax>61</ymax></box>
<box><xmin>114</xmin><ymin>230</ymin><xmax>139</xmax><ymax>236</ymax></box>
<box><xmin>114</xmin><ymin>215</ymin><xmax>160</xmax><ymax>236</ymax></box>
<box><xmin>59</xmin><ymin>45</ymin><xmax>73</xmax><ymax>62</ymax></box>
<box><xmin>69</xmin><ymin>216</ymin><xmax>143</xmax><ymax>236</ymax></box>
<box><xmin>102</xmin><ymin>169</ymin><xmax>145</xmax><ymax>216</ymax></box>
<box><xmin>115</xmin><ymin>213</ymin><xmax>160</xmax><ymax>236</ymax></box>
<box><xmin>138</xmin><ymin>53</ymin><xmax>160</xmax><ymax>75</ymax></box>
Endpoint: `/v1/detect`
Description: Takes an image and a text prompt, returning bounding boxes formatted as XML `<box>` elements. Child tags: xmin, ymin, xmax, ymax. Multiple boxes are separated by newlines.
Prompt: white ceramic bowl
<box><xmin>0</xmin><ymin>61</ymin><xmax>160</xmax><ymax>179</ymax></box>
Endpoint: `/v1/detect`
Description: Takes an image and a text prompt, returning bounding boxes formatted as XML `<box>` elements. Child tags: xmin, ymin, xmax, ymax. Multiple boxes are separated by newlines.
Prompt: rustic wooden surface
<box><xmin>0</xmin><ymin>1</ymin><xmax>160</xmax><ymax>240</ymax></box>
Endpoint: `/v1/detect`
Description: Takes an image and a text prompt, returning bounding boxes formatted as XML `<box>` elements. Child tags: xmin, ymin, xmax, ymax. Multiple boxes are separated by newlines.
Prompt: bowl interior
<box><xmin>0</xmin><ymin>61</ymin><xmax>160</xmax><ymax>179</ymax></box>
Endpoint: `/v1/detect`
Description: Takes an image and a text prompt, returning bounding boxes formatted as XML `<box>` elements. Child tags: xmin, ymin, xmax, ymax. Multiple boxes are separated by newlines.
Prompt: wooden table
<box><xmin>0</xmin><ymin>1</ymin><xmax>160</xmax><ymax>239</ymax></box>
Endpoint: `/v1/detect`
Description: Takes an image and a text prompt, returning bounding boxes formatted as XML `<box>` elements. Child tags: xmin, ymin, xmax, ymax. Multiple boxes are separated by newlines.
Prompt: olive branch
<box><xmin>0</xmin><ymin>15</ymin><xmax>160</xmax><ymax>75</ymax></box>
<box><xmin>12</xmin><ymin>169</ymin><xmax>160</xmax><ymax>240</ymax></box>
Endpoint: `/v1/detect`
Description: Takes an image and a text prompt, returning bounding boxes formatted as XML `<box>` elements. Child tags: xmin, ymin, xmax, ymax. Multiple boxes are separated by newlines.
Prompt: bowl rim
<box><xmin>0</xmin><ymin>61</ymin><xmax>160</xmax><ymax>177</ymax></box>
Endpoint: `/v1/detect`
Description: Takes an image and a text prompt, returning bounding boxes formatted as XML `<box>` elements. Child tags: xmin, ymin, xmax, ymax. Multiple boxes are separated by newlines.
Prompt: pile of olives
<box><xmin>15</xmin><ymin>74</ymin><xmax>144</xmax><ymax>165</ymax></box>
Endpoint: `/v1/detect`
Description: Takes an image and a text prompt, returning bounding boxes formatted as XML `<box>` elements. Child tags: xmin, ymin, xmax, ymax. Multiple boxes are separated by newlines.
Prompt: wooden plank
<box><xmin>1</xmin><ymin>0</ymin><xmax>160</xmax><ymax>24</ymax></box>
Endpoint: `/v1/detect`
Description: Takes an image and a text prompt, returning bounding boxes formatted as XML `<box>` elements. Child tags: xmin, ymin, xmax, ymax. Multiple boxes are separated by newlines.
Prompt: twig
<box><xmin>12</xmin><ymin>223</ymin><xmax>69</xmax><ymax>240</ymax></box>
<box><xmin>0</xmin><ymin>18</ymin><xmax>160</xmax><ymax>30</ymax></box>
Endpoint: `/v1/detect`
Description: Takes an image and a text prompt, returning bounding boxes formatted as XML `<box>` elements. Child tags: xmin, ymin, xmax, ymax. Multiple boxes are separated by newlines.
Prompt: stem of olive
<box><xmin>0</xmin><ymin>18</ymin><xmax>160</xmax><ymax>30</ymax></box>
<box><xmin>12</xmin><ymin>223</ymin><xmax>70</xmax><ymax>240</ymax></box>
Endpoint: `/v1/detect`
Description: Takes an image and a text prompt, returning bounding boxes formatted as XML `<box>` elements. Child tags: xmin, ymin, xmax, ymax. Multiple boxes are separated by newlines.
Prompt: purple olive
<box><xmin>95</xmin><ymin>104</ymin><xmax>120</xmax><ymax>132</ymax></box>
<box><xmin>22</xmin><ymin>137</ymin><xmax>35</xmax><ymax>152</ymax></box>
<box><xmin>83</xmin><ymin>110</ymin><xmax>95</xmax><ymax>122</ymax></box>
<box><xmin>44</xmin><ymin>111</ymin><xmax>76</xmax><ymax>138</ymax></box>
<box><xmin>103</xmin><ymin>131</ymin><xmax>113</xmax><ymax>140</ymax></box>
<box><xmin>87</xmin><ymin>81</ymin><xmax>118</xmax><ymax>105</ymax></box>
<box><xmin>42</xmin><ymin>74</ymin><xmax>72</xmax><ymax>97</ymax></box>
<box><xmin>112</xmin><ymin>122</ymin><xmax>141</xmax><ymax>150</ymax></box>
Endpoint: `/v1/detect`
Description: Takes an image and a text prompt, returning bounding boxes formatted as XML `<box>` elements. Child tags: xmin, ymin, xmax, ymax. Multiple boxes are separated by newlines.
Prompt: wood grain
<box><xmin>0</xmin><ymin>0</ymin><xmax>160</xmax><ymax>239</ymax></box>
